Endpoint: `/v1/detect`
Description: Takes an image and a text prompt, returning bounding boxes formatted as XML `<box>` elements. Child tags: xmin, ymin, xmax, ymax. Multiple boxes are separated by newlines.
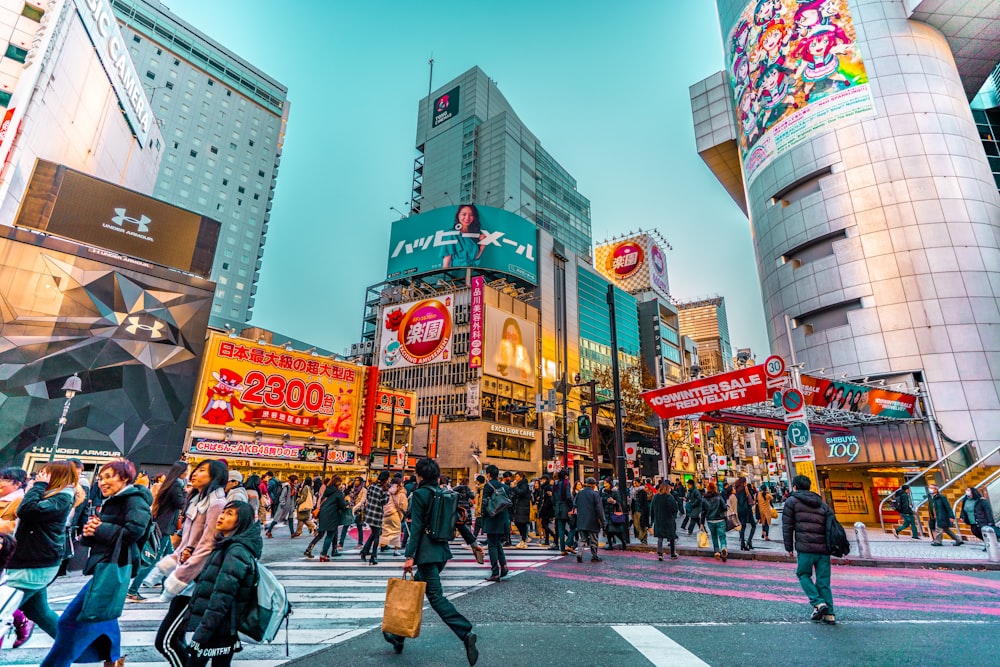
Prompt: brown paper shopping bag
<box><xmin>381</xmin><ymin>572</ymin><xmax>427</xmax><ymax>638</ymax></box>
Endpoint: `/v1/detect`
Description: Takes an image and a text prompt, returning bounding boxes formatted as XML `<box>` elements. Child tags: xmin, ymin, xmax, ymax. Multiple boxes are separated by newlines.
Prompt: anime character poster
<box><xmin>727</xmin><ymin>0</ymin><xmax>875</xmax><ymax>184</ymax></box>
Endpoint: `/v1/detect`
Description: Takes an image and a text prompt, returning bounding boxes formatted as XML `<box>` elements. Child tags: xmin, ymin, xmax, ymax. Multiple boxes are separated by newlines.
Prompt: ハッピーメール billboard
<box><xmin>727</xmin><ymin>0</ymin><xmax>875</xmax><ymax>184</ymax></box>
<box><xmin>386</xmin><ymin>205</ymin><xmax>537</xmax><ymax>285</ymax></box>
<box><xmin>378</xmin><ymin>297</ymin><xmax>454</xmax><ymax>369</ymax></box>
<box><xmin>483</xmin><ymin>305</ymin><xmax>537</xmax><ymax>387</ymax></box>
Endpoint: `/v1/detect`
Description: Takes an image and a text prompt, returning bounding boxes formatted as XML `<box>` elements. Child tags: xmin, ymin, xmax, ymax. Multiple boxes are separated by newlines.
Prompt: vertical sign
<box><xmin>469</xmin><ymin>275</ymin><xmax>484</xmax><ymax>368</ymax></box>
<box><xmin>427</xmin><ymin>414</ymin><xmax>439</xmax><ymax>459</ymax></box>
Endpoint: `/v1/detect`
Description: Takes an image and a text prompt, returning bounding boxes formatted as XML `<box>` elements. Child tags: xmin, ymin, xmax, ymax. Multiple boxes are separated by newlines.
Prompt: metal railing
<box><xmin>877</xmin><ymin>439</ymin><xmax>975</xmax><ymax>534</ymax></box>
<box><xmin>914</xmin><ymin>443</ymin><xmax>1000</xmax><ymax>532</ymax></box>
<box><xmin>952</xmin><ymin>465</ymin><xmax>1000</xmax><ymax>519</ymax></box>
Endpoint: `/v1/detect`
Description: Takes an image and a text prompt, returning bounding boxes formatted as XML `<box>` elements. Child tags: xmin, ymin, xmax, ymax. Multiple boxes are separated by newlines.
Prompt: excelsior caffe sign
<box><xmin>642</xmin><ymin>365</ymin><xmax>768</xmax><ymax>420</ymax></box>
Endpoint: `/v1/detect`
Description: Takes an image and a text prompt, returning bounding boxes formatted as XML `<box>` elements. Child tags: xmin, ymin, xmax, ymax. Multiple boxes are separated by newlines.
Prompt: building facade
<box><xmin>691</xmin><ymin>0</ymin><xmax>1000</xmax><ymax>454</ymax></box>
<box><xmin>677</xmin><ymin>297</ymin><xmax>733</xmax><ymax>376</ymax></box>
<box><xmin>413</xmin><ymin>66</ymin><xmax>593</xmax><ymax>257</ymax></box>
<box><xmin>112</xmin><ymin>0</ymin><xmax>290</xmax><ymax>328</ymax></box>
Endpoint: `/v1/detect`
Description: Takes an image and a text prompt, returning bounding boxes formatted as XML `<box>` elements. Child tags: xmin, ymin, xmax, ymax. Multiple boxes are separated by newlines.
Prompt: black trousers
<box><xmin>361</xmin><ymin>526</ymin><xmax>383</xmax><ymax>562</ymax></box>
<box><xmin>486</xmin><ymin>533</ymin><xmax>507</xmax><ymax>576</ymax></box>
<box><xmin>155</xmin><ymin>595</ymin><xmax>192</xmax><ymax>667</ymax></box>
<box><xmin>386</xmin><ymin>562</ymin><xmax>472</xmax><ymax>648</ymax></box>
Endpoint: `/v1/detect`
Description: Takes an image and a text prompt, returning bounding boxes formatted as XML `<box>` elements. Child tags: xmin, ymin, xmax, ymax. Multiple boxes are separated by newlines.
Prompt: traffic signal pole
<box><xmin>607</xmin><ymin>284</ymin><xmax>627</xmax><ymax>492</ymax></box>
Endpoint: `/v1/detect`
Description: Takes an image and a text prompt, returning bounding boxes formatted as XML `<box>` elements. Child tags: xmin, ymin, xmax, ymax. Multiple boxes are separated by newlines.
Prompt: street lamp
<box><xmin>48</xmin><ymin>373</ymin><xmax>83</xmax><ymax>463</ymax></box>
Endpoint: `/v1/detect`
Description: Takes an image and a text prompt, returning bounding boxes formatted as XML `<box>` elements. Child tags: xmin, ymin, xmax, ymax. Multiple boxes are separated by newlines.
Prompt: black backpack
<box><xmin>425</xmin><ymin>487</ymin><xmax>460</xmax><ymax>541</ymax></box>
<box><xmin>824</xmin><ymin>504</ymin><xmax>851</xmax><ymax>558</ymax></box>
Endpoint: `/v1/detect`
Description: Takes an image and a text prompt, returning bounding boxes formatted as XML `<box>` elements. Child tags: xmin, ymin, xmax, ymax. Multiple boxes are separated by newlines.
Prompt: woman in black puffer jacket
<box><xmin>185</xmin><ymin>501</ymin><xmax>262</xmax><ymax>666</ymax></box>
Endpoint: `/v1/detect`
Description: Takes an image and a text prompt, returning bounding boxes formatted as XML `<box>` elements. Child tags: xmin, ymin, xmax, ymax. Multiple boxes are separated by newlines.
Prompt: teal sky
<box><xmin>161</xmin><ymin>0</ymin><xmax>769</xmax><ymax>359</ymax></box>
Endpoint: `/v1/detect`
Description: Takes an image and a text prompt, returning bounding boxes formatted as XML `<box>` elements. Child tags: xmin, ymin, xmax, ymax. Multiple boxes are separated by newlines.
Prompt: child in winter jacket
<box><xmin>184</xmin><ymin>501</ymin><xmax>261</xmax><ymax>667</ymax></box>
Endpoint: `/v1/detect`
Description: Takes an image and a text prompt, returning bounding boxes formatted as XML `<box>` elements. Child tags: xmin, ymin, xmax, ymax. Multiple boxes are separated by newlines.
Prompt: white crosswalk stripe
<box><xmin>0</xmin><ymin>544</ymin><xmax>561</xmax><ymax>666</ymax></box>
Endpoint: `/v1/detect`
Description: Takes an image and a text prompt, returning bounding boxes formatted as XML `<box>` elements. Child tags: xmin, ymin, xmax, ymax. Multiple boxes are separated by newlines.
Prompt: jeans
<box><xmin>266</xmin><ymin>515</ymin><xmax>295</xmax><ymax>536</ymax></box>
<box><xmin>707</xmin><ymin>520</ymin><xmax>727</xmax><ymax>553</ymax></box>
<box><xmin>18</xmin><ymin>585</ymin><xmax>59</xmax><ymax>639</ymax></box>
<box><xmin>129</xmin><ymin>535</ymin><xmax>175</xmax><ymax>595</ymax></box>
<box><xmin>155</xmin><ymin>595</ymin><xmax>192</xmax><ymax>667</ymax></box>
<box><xmin>739</xmin><ymin>517</ymin><xmax>757</xmax><ymax>547</ymax></box>
<box><xmin>361</xmin><ymin>526</ymin><xmax>383</xmax><ymax>562</ymax></box>
<box><xmin>555</xmin><ymin>518</ymin><xmax>570</xmax><ymax>551</ymax></box>
<box><xmin>795</xmin><ymin>552</ymin><xmax>833</xmax><ymax>614</ymax></box>
<box><xmin>577</xmin><ymin>530</ymin><xmax>599</xmax><ymax>558</ymax></box>
<box><xmin>486</xmin><ymin>533</ymin><xmax>507</xmax><ymax>576</ymax></box>
<box><xmin>384</xmin><ymin>562</ymin><xmax>472</xmax><ymax>648</ymax></box>
<box><xmin>895</xmin><ymin>512</ymin><xmax>919</xmax><ymax>537</ymax></box>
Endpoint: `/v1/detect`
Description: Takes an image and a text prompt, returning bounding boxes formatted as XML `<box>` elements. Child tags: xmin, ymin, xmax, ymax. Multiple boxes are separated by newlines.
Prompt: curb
<box><xmin>625</xmin><ymin>544</ymin><xmax>1000</xmax><ymax>571</ymax></box>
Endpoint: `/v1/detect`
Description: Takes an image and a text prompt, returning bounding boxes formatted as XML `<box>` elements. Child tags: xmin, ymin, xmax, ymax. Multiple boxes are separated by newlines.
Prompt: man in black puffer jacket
<box><xmin>782</xmin><ymin>475</ymin><xmax>835</xmax><ymax>625</ymax></box>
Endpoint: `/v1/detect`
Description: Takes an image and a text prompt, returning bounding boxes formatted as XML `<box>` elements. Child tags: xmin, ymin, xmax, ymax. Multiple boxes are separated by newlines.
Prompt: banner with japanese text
<box><xmin>377</xmin><ymin>296</ymin><xmax>454</xmax><ymax>369</ymax></box>
<box><xmin>641</xmin><ymin>365</ymin><xmax>768</xmax><ymax>419</ymax></box>
<box><xmin>800</xmin><ymin>375</ymin><xmax>917</xmax><ymax>418</ymax></box>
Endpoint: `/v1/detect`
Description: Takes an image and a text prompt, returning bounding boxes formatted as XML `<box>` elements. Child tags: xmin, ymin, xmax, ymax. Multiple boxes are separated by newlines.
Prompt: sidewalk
<box><xmin>625</xmin><ymin>509</ymin><xmax>1000</xmax><ymax>570</ymax></box>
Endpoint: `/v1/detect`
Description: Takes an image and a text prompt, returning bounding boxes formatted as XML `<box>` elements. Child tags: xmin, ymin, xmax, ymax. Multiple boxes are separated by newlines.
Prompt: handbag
<box><xmin>77</xmin><ymin>532</ymin><xmax>130</xmax><ymax>623</ymax></box>
<box><xmin>381</xmin><ymin>572</ymin><xmax>427</xmax><ymax>639</ymax></box>
<box><xmin>611</xmin><ymin>511</ymin><xmax>628</xmax><ymax>525</ymax></box>
<box><xmin>725</xmin><ymin>513</ymin><xmax>741</xmax><ymax>532</ymax></box>
<box><xmin>484</xmin><ymin>485</ymin><xmax>512</xmax><ymax>518</ymax></box>
<box><xmin>697</xmin><ymin>530</ymin><xmax>710</xmax><ymax>548</ymax></box>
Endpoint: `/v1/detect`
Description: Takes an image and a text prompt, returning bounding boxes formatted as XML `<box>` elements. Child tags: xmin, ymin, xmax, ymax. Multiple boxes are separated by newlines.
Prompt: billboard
<box><xmin>594</xmin><ymin>233</ymin><xmax>670</xmax><ymax>299</ymax></box>
<box><xmin>378</xmin><ymin>297</ymin><xmax>454</xmax><ymax>369</ymax></box>
<box><xmin>483</xmin><ymin>305</ymin><xmax>537</xmax><ymax>387</ymax></box>
<box><xmin>432</xmin><ymin>86</ymin><xmax>460</xmax><ymax>127</ymax></box>
<box><xmin>194</xmin><ymin>332</ymin><xmax>366</xmax><ymax>442</ymax></box>
<box><xmin>386</xmin><ymin>205</ymin><xmax>537</xmax><ymax>285</ymax></box>
<box><xmin>800</xmin><ymin>375</ymin><xmax>918</xmax><ymax>418</ymax></box>
<box><xmin>14</xmin><ymin>160</ymin><xmax>220</xmax><ymax>278</ymax></box>
<box><xmin>726</xmin><ymin>0</ymin><xmax>875</xmax><ymax>184</ymax></box>
<box><xmin>642</xmin><ymin>364</ymin><xmax>768</xmax><ymax>420</ymax></box>
<box><xmin>469</xmin><ymin>275</ymin><xmax>485</xmax><ymax>368</ymax></box>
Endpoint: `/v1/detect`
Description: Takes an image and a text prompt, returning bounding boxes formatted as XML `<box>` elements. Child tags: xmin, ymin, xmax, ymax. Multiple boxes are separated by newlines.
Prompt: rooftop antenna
<box><xmin>428</xmin><ymin>55</ymin><xmax>434</xmax><ymax>98</ymax></box>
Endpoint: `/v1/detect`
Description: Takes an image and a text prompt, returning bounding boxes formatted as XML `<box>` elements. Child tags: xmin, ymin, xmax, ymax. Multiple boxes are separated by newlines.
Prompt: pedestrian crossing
<box><xmin>0</xmin><ymin>543</ymin><xmax>560</xmax><ymax>666</ymax></box>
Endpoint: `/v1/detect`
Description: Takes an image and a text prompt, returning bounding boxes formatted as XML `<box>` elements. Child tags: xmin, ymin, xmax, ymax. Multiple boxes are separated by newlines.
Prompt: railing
<box><xmin>877</xmin><ymin>439</ymin><xmax>975</xmax><ymax>534</ymax></box>
<box><xmin>952</xmin><ymin>466</ymin><xmax>1000</xmax><ymax>519</ymax></box>
<box><xmin>914</xmin><ymin>443</ymin><xmax>1000</xmax><ymax>531</ymax></box>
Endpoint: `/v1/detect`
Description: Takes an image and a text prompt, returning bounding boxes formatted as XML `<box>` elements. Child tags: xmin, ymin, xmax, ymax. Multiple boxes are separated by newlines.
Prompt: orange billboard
<box><xmin>194</xmin><ymin>332</ymin><xmax>366</xmax><ymax>443</ymax></box>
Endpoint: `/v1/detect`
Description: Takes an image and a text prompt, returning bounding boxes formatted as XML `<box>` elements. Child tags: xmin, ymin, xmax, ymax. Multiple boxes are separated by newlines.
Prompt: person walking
<box><xmin>345</xmin><ymin>477</ymin><xmax>367</xmax><ymax>549</ymax></box>
<box><xmin>650</xmin><ymin>481</ymin><xmax>679</xmax><ymax>560</ymax></box>
<box><xmin>382</xmin><ymin>458</ymin><xmax>479</xmax><ymax>665</ymax></box>
<box><xmin>480</xmin><ymin>465</ymin><xmax>510</xmax><ymax>581</ymax></box>
<box><xmin>538</xmin><ymin>475</ymin><xmax>555</xmax><ymax>548</ymax></box>
<box><xmin>292</xmin><ymin>477</ymin><xmax>316</xmax><ymax>537</ymax></box>
<box><xmin>0</xmin><ymin>467</ymin><xmax>26</xmax><ymax>535</ymax></box>
<box><xmin>681</xmin><ymin>479</ymin><xmax>703</xmax><ymax>536</ymax></box>
<box><xmin>265</xmin><ymin>475</ymin><xmax>297</xmax><ymax>538</ymax></box>
<box><xmin>244</xmin><ymin>474</ymin><xmax>261</xmax><ymax>520</ymax></box>
<box><xmin>601</xmin><ymin>479</ymin><xmax>628</xmax><ymax>551</ymax></box>
<box><xmin>184</xmin><ymin>501</ymin><xmax>261</xmax><ymax>667</ymax></box>
<box><xmin>41</xmin><ymin>460</ymin><xmax>151</xmax><ymax>667</ymax></box>
<box><xmin>703</xmin><ymin>481</ymin><xmax>729</xmax><ymax>561</ymax></box>
<box><xmin>757</xmin><ymin>487</ymin><xmax>774</xmax><ymax>541</ymax></box>
<box><xmin>127</xmin><ymin>461</ymin><xmax>188</xmax><ymax>602</ymax></box>
<box><xmin>959</xmin><ymin>487</ymin><xmax>996</xmax><ymax>551</ymax></box>
<box><xmin>471</xmin><ymin>475</ymin><xmax>486</xmax><ymax>542</ymax></box>
<box><xmin>511</xmin><ymin>472</ymin><xmax>532</xmax><ymax>549</ymax></box>
<box><xmin>890</xmin><ymin>486</ymin><xmax>920</xmax><ymax>539</ymax></box>
<box><xmin>224</xmin><ymin>471</ymin><xmax>248</xmax><ymax>504</ymax></box>
<box><xmin>552</xmin><ymin>470</ymin><xmax>574</xmax><ymax>555</ymax></box>
<box><xmin>574</xmin><ymin>477</ymin><xmax>605</xmax><ymax>563</ymax></box>
<box><xmin>305</xmin><ymin>475</ymin><xmax>346</xmax><ymax>560</ymax></box>
<box><xmin>7</xmin><ymin>462</ymin><xmax>78</xmax><ymax>649</ymax></box>
<box><xmin>360</xmin><ymin>472</ymin><xmax>390</xmax><ymax>565</ymax></box>
<box><xmin>630</xmin><ymin>479</ymin><xmax>650</xmax><ymax>545</ymax></box>
<box><xmin>927</xmin><ymin>485</ymin><xmax>963</xmax><ymax>547</ymax></box>
<box><xmin>379</xmin><ymin>475</ymin><xmax>408</xmax><ymax>556</ymax></box>
<box><xmin>782</xmin><ymin>474</ymin><xmax>836</xmax><ymax>625</ymax></box>
<box><xmin>734</xmin><ymin>477</ymin><xmax>757</xmax><ymax>550</ymax></box>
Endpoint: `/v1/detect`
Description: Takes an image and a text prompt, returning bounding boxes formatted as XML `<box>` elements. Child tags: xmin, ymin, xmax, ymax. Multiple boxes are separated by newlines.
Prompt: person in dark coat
<box><xmin>184</xmin><ymin>501</ymin><xmax>261</xmax><ymax>666</ymax></box>
<box><xmin>552</xmin><ymin>470</ymin><xmax>574</xmax><ymax>555</ymax></box>
<box><xmin>782</xmin><ymin>474</ymin><xmax>835</xmax><ymax>625</ymax></box>
<box><xmin>681</xmin><ymin>480</ymin><xmax>703</xmax><ymax>535</ymax></box>
<box><xmin>305</xmin><ymin>475</ymin><xmax>347</xmax><ymax>561</ymax></box>
<box><xmin>537</xmin><ymin>475</ymin><xmax>555</xmax><ymax>547</ymax></box>
<box><xmin>630</xmin><ymin>479</ymin><xmax>650</xmax><ymax>545</ymax></box>
<box><xmin>928</xmin><ymin>485</ymin><xmax>963</xmax><ymax>546</ymax></box>
<box><xmin>383</xmin><ymin>458</ymin><xmax>479</xmax><ymax>666</ymax></box>
<box><xmin>890</xmin><ymin>486</ymin><xmax>920</xmax><ymax>539</ymax></box>
<box><xmin>958</xmin><ymin>487</ymin><xmax>995</xmax><ymax>552</ymax></box>
<box><xmin>41</xmin><ymin>460</ymin><xmax>151</xmax><ymax>667</ymax></box>
<box><xmin>480</xmin><ymin>465</ymin><xmax>510</xmax><ymax>581</ymax></box>
<box><xmin>650</xmin><ymin>481</ymin><xmax>679</xmax><ymax>560</ymax></box>
<box><xmin>734</xmin><ymin>477</ymin><xmax>757</xmax><ymax>551</ymax></box>
<box><xmin>601</xmin><ymin>480</ymin><xmax>628</xmax><ymax>551</ymax></box>
<box><xmin>129</xmin><ymin>461</ymin><xmax>189</xmax><ymax>601</ymax></box>
<box><xmin>511</xmin><ymin>473</ymin><xmax>532</xmax><ymax>548</ymax></box>
<box><xmin>573</xmin><ymin>477</ymin><xmax>605</xmax><ymax>562</ymax></box>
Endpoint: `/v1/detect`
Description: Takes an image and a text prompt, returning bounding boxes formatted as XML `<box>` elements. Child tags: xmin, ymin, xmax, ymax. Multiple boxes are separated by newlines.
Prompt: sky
<box><xmin>160</xmin><ymin>0</ymin><xmax>770</xmax><ymax>359</ymax></box>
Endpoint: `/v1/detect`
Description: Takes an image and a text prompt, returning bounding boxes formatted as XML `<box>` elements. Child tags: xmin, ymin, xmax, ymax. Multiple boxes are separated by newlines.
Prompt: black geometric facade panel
<box><xmin>0</xmin><ymin>229</ymin><xmax>215</xmax><ymax>467</ymax></box>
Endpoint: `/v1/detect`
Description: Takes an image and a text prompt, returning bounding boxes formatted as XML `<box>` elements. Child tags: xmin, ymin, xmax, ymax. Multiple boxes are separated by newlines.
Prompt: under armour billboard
<box><xmin>14</xmin><ymin>159</ymin><xmax>220</xmax><ymax>278</ymax></box>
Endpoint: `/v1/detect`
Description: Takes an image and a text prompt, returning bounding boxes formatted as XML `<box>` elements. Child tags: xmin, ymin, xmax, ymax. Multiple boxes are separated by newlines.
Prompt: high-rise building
<box><xmin>691</xmin><ymin>0</ymin><xmax>1000</xmax><ymax>455</ymax></box>
<box><xmin>412</xmin><ymin>66</ymin><xmax>592</xmax><ymax>257</ymax></box>
<box><xmin>677</xmin><ymin>297</ymin><xmax>732</xmax><ymax>376</ymax></box>
<box><xmin>112</xmin><ymin>0</ymin><xmax>290</xmax><ymax>328</ymax></box>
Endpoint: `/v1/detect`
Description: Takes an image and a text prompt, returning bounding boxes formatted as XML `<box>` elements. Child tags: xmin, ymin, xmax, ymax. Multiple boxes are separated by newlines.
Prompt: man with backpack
<box><xmin>782</xmin><ymin>475</ymin><xmax>837</xmax><ymax>625</ymax></box>
<box><xmin>891</xmin><ymin>486</ymin><xmax>920</xmax><ymax>539</ymax></box>
<box><xmin>383</xmin><ymin>458</ymin><xmax>479</xmax><ymax>666</ymax></box>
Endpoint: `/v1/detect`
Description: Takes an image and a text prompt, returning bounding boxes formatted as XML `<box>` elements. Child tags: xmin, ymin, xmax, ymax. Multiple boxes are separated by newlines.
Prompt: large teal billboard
<box><xmin>386</xmin><ymin>205</ymin><xmax>538</xmax><ymax>285</ymax></box>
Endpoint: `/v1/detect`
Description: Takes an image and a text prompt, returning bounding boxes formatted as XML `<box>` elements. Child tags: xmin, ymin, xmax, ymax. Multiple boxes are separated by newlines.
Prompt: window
<box><xmin>238</xmin><ymin>186</ymin><xmax>245</xmax><ymax>193</ymax></box>
<box><xmin>258</xmin><ymin>170</ymin><xmax>265</xmax><ymax>177</ymax></box>
<box><xmin>0</xmin><ymin>90</ymin><xmax>12</xmax><ymax>107</ymax></box>
<box><xmin>222</xmin><ymin>262</ymin><xmax>229</xmax><ymax>270</ymax></box>
<box><xmin>173</xmin><ymin>58</ymin><xmax>180</xmax><ymax>66</ymax></box>
<box><xmin>146</xmin><ymin>71</ymin><xmax>155</xmax><ymax>80</ymax></box>
<box><xmin>222</xmin><ymin>178</ymin><xmax>228</xmax><ymax>186</ymax></box>
<box><xmin>190</xmin><ymin>149</ymin><xmax>198</xmax><ymax>158</ymax></box>
<box><xmin>156</xmin><ymin>48</ymin><xmax>162</xmax><ymax>56</ymax></box>
<box><xmin>132</xmin><ymin>35</ymin><xmax>140</xmax><ymax>44</ymax></box>
<box><xmin>208</xmin><ymin>79</ymin><xmax>214</xmax><ymax>86</ymax></box>
<box><xmin>165</xmin><ymin>81</ymin><xmax>174</xmax><ymax>90</ymax></box>
<box><xmin>4</xmin><ymin>45</ymin><xmax>28</xmax><ymax>63</ymax></box>
<box><xmin>22</xmin><ymin>4</ymin><xmax>44</xmax><ymax>21</ymax></box>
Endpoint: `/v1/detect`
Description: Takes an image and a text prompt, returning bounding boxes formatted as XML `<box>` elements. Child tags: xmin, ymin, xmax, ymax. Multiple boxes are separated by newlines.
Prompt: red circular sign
<box><xmin>608</xmin><ymin>241</ymin><xmax>644</xmax><ymax>279</ymax></box>
<box><xmin>398</xmin><ymin>300</ymin><xmax>452</xmax><ymax>364</ymax></box>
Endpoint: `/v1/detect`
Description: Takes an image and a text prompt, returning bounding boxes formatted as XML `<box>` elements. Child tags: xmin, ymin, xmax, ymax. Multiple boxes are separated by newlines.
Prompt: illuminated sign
<box><xmin>73</xmin><ymin>0</ymin><xmax>153</xmax><ymax>145</ymax></box>
<box><xmin>800</xmin><ymin>375</ymin><xmax>917</xmax><ymax>418</ymax></box>
<box><xmin>483</xmin><ymin>305</ymin><xmax>537</xmax><ymax>387</ymax></box>
<box><xmin>642</xmin><ymin>364</ymin><xmax>768</xmax><ymax>420</ymax></box>
<box><xmin>386</xmin><ymin>205</ymin><xmax>538</xmax><ymax>285</ymax></box>
<box><xmin>432</xmin><ymin>86</ymin><xmax>460</xmax><ymax>127</ymax></box>
<box><xmin>189</xmin><ymin>438</ymin><xmax>357</xmax><ymax>464</ymax></box>
<box><xmin>608</xmin><ymin>241</ymin><xmax>644</xmax><ymax>279</ymax></box>
<box><xmin>594</xmin><ymin>233</ymin><xmax>670</xmax><ymax>300</ymax></box>
<box><xmin>378</xmin><ymin>297</ymin><xmax>454</xmax><ymax>369</ymax></box>
<box><xmin>489</xmin><ymin>424</ymin><xmax>537</xmax><ymax>439</ymax></box>
<box><xmin>469</xmin><ymin>276</ymin><xmax>484</xmax><ymax>368</ymax></box>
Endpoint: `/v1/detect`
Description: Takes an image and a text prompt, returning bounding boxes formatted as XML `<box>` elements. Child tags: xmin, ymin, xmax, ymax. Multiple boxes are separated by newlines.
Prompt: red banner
<box><xmin>242</xmin><ymin>408</ymin><xmax>322</xmax><ymax>431</ymax></box>
<box><xmin>641</xmin><ymin>365</ymin><xmax>768</xmax><ymax>420</ymax></box>
<box><xmin>359</xmin><ymin>367</ymin><xmax>380</xmax><ymax>457</ymax></box>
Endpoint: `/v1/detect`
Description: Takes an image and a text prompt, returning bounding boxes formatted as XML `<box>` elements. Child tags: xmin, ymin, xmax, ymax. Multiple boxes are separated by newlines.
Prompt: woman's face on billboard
<box><xmin>457</xmin><ymin>206</ymin><xmax>475</xmax><ymax>230</ymax></box>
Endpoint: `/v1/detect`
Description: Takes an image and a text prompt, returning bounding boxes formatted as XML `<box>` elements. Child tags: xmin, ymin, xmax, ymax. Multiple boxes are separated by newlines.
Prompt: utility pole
<box><xmin>607</xmin><ymin>285</ymin><xmax>627</xmax><ymax>491</ymax></box>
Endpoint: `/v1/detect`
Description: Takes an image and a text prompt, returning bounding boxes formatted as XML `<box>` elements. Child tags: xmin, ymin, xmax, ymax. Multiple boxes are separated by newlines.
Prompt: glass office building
<box><xmin>577</xmin><ymin>264</ymin><xmax>640</xmax><ymax>380</ymax></box>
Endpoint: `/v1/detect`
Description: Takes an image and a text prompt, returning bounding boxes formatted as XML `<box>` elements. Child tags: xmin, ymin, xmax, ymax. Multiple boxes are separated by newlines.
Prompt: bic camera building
<box><xmin>353</xmin><ymin>68</ymin><xmax>694</xmax><ymax>483</ymax></box>
<box><xmin>691</xmin><ymin>0</ymin><xmax>1000</xmax><ymax>499</ymax></box>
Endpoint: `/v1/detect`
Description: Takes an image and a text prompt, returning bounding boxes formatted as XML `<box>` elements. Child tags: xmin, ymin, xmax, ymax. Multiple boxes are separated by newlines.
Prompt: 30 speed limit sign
<box><xmin>764</xmin><ymin>355</ymin><xmax>785</xmax><ymax>378</ymax></box>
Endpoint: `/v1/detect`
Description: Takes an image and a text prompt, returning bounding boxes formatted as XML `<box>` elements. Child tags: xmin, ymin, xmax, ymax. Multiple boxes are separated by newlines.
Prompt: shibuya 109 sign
<box><xmin>378</xmin><ymin>297</ymin><xmax>454</xmax><ymax>369</ymax></box>
<box><xmin>641</xmin><ymin>365</ymin><xmax>768</xmax><ymax>420</ymax></box>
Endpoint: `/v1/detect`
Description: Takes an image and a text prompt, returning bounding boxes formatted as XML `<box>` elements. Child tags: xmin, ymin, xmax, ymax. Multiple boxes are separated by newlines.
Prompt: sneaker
<box><xmin>591</xmin><ymin>556</ymin><xmax>603</xmax><ymax>562</ymax></box>
<box><xmin>811</xmin><ymin>603</ymin><xmax>829</xmax><ymax>621</ymax></box>
<box><xmin>822</xmin><ymin>614</ymin><xmax>837</xmax><ymax>625</ymax></box>
<box><xmin>721</xmin><ymin>548</ymin><xmax>728</xmax><ymax>562</ymax></box>
<box><xmin>930</xmin><ymin>542</ymin><xmax>943</xmax><ymax>546</ymax></box>
<box><xmin>954</xmin><ymin>541</ymin><xmax>964</xmax><ymax>547</ymax></box>
<box><xmin>670</xmin><ymin>554</ymin><xmax>678</xmax><ymax>560</ymax></box>
<box><xmin>576</xmin><ymin>554</ymin><xmax>583</xmax><ymax>563</ymax></box>
<box><xmin>714</xmin><ymin>552</ymin><xmax>721</xmax><ymax>560</ymax></box>
<box><xmin>515</xmin><ymin>542</ymin><xmax>528</xmax><ymax>549</ymax></box>
<box><xmin>126</xmin><ymin>593</ymin><xmax>146</xmax><ymax>603</ymax></box>
<box><xmin>658</xmin><ymin>554</ymin><xmax>663</xmax><ymax>561</ymax></box>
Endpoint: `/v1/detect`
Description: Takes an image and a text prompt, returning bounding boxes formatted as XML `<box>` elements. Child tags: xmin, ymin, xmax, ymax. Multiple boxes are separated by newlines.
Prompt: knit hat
<box><xmin>228</xmin><ymin>470</ymin><xmax>244</xmax><ymax>484</ymax></box>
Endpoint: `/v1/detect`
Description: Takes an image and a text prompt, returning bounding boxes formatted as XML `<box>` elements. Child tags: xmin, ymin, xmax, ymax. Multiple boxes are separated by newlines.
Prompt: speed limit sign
<box><xmin>764</xmin><ymin>355</ymin><xmax>785</xmax><ymax>378</ymax></box>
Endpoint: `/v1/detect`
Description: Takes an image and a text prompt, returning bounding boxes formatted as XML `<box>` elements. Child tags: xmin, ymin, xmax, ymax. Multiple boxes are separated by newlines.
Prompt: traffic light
<box><xmin>577</xmin><ymin>414</ymin><xmax>591</xmax><ymax>439</ymax></box>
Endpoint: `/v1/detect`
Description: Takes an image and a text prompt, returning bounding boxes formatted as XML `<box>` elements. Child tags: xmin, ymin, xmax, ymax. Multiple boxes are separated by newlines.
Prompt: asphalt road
<box><xmin>289</xmin><ymin>548</ymin><xmax>1000</xmax><ymax>667</ymax></box>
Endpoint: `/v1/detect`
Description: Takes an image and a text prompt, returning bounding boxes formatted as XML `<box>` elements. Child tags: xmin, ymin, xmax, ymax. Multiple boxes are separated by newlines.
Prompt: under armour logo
<box><xmin>112</xmin><ymin>208</ymin><xmax>152</xmax><ymax>233</ymax></box>
<box><xmin>125</xmin><ymin>317</ymin><xmax>165</xmax><ymax>339</ymax></box>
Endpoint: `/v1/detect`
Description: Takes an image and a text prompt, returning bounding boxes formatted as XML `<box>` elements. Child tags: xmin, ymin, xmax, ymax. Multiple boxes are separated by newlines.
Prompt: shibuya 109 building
<box><xmin>691</xmin><ymin>0</ymin><xmax>1000</xmax><ymax>454</ymax></box>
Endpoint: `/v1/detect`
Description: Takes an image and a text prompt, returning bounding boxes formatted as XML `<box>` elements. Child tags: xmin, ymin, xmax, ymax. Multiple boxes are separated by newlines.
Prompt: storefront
<box><xmin>419</xmin><ymin>420</ymin><xmax>543</xmax><ymax>484</ymax></box>
<box><xmin>186</xmin><ymin>437</ymin><xmax>364</xmax><ymax>480</ymax></box>
<box><xmin>813</xmin><ymin>423</ymin><xmax>937</xmax><ymax>525</ymax></box>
